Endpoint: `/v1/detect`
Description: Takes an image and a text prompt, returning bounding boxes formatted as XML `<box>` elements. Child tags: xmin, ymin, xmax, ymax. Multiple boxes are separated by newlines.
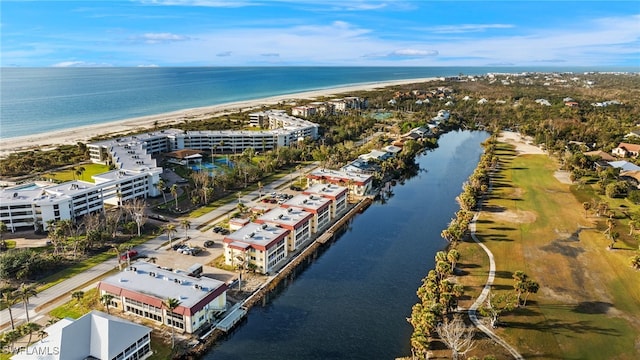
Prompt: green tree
<box><xmin>164</xmin><ymin>297</ymin><xmax>182</xmax><ymax>349</ymax></box>
<box><xmin>24</xmin><ymin>322</ymin><xmax>42</xmax><ymax>345</ymax></box>
<box><xmin>1</xmin><ymin>288</ymin><xmax>18</xmax><ymax>330</ymax></box>
<box><xmin>165</xmin><ymin>223</ymin><xmax>177</xmax><ymax>249</ymax></box>
<box><xmin>71</xmin><ymin>290</ymin><xmax>85</xmax><ymax>302</ymax></box>
<box><xmin>17</xmin><ymin>283</ymin><xmax>37</xmax><ymax>323</ymax></box>
<box><xmin>447</xmin><ymin>249</ymin><xmax>460</xmax><ymax>271</ymax></box>
<box><xmin>156</xmin><ymin>178</ymin><xmax>167</xmax><ymax>204</ymax></box>
<box><xmin>180</xmin><ymin>219</ymin><xmax>191</xmax><ymax>240</ymax></box>
<box><xmin>170</xmin><ymin>184</ymin><xmax>179</xmax><ymax>209</ymax></box>
<box><xmin>100</xmin><ymin>293</ymin><xmax>115</xmax><ymax>314</ymax></box>
<box><xmin>479</xmin><ymin>291</ymin><xmax>516</xmax><ymax>327</ymax></box>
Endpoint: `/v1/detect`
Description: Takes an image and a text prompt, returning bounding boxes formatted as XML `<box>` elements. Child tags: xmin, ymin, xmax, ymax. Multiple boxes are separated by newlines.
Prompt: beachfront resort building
<box><xmin>98</xmin><ymin>261</ymin><xmax>228</xmax><ymax>334</ymax></box>
<box><xmin>254</xmin><ymin>206</ymin><xmax>314</xmax><ymax>252</ymax></box>
<box><xmin>223</xmin><ymin>222</ymin><xmax>290</xmax><ymax>274</ymax></box>
<box><xmin>12</xmin><ymin>310</ymin><xmax>152</xmax><ymax>360</ymax></box>
<box><xmin>307</xmin><ymin>169</ymin><xmax>373</xmax><ymax>197</ymax></box>
<box><xmin>0</xmin><ymin>110</ymin><xmax>316</xmax><ymax>231</ymax></box>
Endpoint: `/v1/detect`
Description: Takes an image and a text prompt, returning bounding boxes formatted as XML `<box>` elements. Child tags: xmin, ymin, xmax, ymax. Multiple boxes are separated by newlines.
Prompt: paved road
<box><xmin>0</xmin><ymin>162</ymin><xmax>318</xmax><ymax>332</ymax></box>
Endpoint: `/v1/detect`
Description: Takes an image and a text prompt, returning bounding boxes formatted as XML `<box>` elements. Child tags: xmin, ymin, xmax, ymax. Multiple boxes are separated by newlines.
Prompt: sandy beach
<box><xmin>0</xmin><ymin>77</ymin><xmax>438</xmax><ymax>157</ymax></box>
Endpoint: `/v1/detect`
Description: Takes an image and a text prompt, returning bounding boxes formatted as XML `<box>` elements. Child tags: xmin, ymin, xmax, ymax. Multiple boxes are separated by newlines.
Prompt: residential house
<box><xmin>612</xmin><ymin>143</ymin><xmax>640</xmax><ymax>158</ymax></box>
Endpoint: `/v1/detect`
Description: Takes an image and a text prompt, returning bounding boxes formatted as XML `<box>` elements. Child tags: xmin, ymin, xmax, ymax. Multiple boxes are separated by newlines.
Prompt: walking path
<box><xmin>466</xmin><ymin>144</ymin><xmax>525</xmax><ymax>359</ymax></box>
<box><xmin>467</xmin><ymin>212</ymin><xmax>525</xmax><ymax>360</ymax></box>
<box><xmin>0</xmin><ymin>163</ymin><xmax>318</xmax><ymax>332</ymax></box>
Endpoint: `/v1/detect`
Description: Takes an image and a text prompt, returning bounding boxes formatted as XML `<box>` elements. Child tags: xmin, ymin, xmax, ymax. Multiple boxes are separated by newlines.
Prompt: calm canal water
<box><xmin>205</xmin><ymin>130</ymin><xmax>489</xmax><ymax>360</ymax></box>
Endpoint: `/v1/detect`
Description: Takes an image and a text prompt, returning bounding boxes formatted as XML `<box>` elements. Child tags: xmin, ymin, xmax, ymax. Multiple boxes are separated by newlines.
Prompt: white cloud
<box><xmin>425</xmin><ymin>24</ymin><xmax>515</xmax><ymax>34</ymax></box>
<box><xmin>137</xmin><ymin>63</ymin><xmax>160</xmax><ymax>67</ymax></box>
<box><xmin>51</xmin><ymin>61</ymin><xmax>113</xmax><ymax>67</ymax></box>
<box><xmin>216</xmin><ymin>51</ymin><xmax>232</xmax><ymax>57</ymax></box>
<box><xmin>139</xmin><ymin>0</ymin><xmax>255</xmax><ymax>7</ymax></box>
<box><xmin>389</xmin><ymin>49</ymin><xmax>438</xmax><ymax>57</ymax></box>
<box><xmin>130</xmin><ymin>32</ymin><xmax>191</xmax><ymax>44</ymax></box>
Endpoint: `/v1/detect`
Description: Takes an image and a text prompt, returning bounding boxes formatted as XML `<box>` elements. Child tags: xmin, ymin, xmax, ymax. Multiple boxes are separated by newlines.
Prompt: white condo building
<box><xmin>1</xmin><ymin>110</ymin><xmax>316</xmax><ymax>231</ymax></box>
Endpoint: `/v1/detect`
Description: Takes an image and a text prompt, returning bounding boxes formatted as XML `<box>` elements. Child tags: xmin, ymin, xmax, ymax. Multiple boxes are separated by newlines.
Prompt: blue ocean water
<box><xmin>0</xmin><ymin>66</ymin><xmax>631</xmax><ymax>139</ymax></box>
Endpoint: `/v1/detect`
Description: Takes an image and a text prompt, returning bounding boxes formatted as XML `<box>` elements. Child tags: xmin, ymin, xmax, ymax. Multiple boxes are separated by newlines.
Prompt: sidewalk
<box><xmin>0</xmin><ymin>162</ymin><xmax>319</xmax><ymax>333</ymax></box>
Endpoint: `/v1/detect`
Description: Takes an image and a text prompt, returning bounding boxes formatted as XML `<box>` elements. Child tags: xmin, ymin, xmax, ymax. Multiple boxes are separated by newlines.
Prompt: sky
<box><xmin>1</xmin><ymin>0</ymin><xmax>639</xmax><ymax>67</ymax></box>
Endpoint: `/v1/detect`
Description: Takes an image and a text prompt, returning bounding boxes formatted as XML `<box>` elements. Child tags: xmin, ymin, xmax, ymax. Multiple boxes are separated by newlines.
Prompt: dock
<box><xmin>215</xmin><ymin>303</ymin><xmax>247</xmax><ymax>332</ymax></box>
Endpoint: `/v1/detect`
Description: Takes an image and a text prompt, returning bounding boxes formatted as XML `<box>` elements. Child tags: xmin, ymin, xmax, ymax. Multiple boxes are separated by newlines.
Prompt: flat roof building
<box><xmin>223</xmin><ymin>222</ymin><xmax>290</xmax><ymax>274</ymax></box>
<box><xmin>307</xmin><ymin>168</ymin><xmax>373</xmax><ymax>196</ymax></box>
<box><xmin>254</xmin><ymin>207</ymin><xmax>314</xmax><ymax>252</ymax></box>
<box><xmin>281</xmin><ymin>193</ymin><xmax>333</xmax><ymax>234</ymax></box>
<box><xmin>303</xmin><ymin>183</ymin><xmax>349</xmax><ymax>218</ymax></box>
<box><xmin>98</xmin><ymin>261</ymin><xmax>228</xmax><ymax>334</ymax></box>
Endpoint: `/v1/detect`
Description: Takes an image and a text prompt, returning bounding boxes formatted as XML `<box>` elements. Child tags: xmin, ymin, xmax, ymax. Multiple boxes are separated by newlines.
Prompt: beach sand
<box><xmin>0</xmin><ymin>77</ymin><xmax>438</xmax><ymax>157</ymax></box>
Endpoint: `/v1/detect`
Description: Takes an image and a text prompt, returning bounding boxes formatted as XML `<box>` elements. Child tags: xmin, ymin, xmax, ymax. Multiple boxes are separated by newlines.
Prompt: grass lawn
<box><xmin>455</xmin><ymin>143</ymin><xmax>640</xmax><ymax>359</ymax></box>
<box><xmin>43</xmin><ymin>163</ymin><xmax>110</xmax><ymax>183</ymax></box>
<box><xmin>36</xmin><ymin>234</ymin><xmax>157</xmax><ymax>293</ymax></box>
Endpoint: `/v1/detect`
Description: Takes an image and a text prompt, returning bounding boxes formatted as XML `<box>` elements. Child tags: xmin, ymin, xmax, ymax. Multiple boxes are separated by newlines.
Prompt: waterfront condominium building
<box><xmin>88</xmin><ymin>111</ymin><xmax>317</xmax><ymax>164</ymax></box>
<box><xmin>280</xmin><ymin>193</ymin><xmax>333</xmax><ymax>234</ymax></box>
<box><xmin>307</xmin><ymin>168</ymin><xmax>373</xmax><ymax>197</ymax></box>
<box><xmin>254</xmin><ymin>206</ymin><xmax>314</xmax><ymax>252</ymax></box>
<box><xmin>98</xmin><ymin>261</ymin><xmax>228</xmax><ymax>334</ymax></box>
<box><xmin>223</xmin><ymin>222</ymin><xmax>290</xmax><ymax>275</ymax></box>
<box><xmin>12</xmin><ymin>310</ymin><xmax>152</xmax><ymax>360</ymax></box>
<box><xmin>303</xmin><ymin>183</ymin><xmax>349</xmax><ymax>218</ymax></box>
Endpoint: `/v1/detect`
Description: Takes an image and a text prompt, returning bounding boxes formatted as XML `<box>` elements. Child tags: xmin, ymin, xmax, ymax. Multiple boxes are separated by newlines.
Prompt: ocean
<box><xmin>0</xmin><ymin>66</ymin><xmax>632</xmax><ymax>139</ymax></box>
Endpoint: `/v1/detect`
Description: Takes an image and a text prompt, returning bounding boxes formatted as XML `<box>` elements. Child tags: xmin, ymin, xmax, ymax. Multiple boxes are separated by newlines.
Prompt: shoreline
<box><xmin>0</xmin><ymin>77</ymin><xmax>439</xmax><ymax>157</ymax></box>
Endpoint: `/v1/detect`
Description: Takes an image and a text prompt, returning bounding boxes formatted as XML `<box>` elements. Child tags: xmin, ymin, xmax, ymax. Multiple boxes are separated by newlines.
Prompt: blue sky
<box><xmin>2</xmin><ymin>0</ymin><xmax>639</xmax><ymax>67</ymax></box>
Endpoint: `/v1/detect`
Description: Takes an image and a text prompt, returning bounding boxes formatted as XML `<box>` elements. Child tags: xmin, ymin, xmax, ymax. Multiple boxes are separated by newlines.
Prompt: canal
<box><xmin>205</xmin><ymin>130</ymin><xmax>489</xmax><ymax>359</ymax></box>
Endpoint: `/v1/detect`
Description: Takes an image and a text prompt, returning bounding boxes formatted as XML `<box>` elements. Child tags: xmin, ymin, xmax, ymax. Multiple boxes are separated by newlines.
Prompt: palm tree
<box><xmin>165</xmin><ymin>223</ymin><xmax>177</xmax><ymax>248</ymax></box>
<box><xmin>170</xmin><ymin>184</ymin><xmax>179</xmax><ymax>209</ymax></box>
<box><xmin>17</xmin><ymin>283</ymin><xmax>37</xmax><ymax>323</ymax></box>
<box><xmin>0</xmin><ymin>288</ymin><xmax>18</xmax><ymax>329</ymax></box>
<box><xmin>100</xmin><ymin>294</ymin><xmax>115</xmax><ymax>314</ymax></box>
<box><xmin>156</xmin><ymin>179</ymin><xmax>167</xmax><ymax>204</ymax></box>
<box><xmin>180</xmin><ymin>219</ymin><xmax>191</xmax><ymax>239</ymax></box>
<box><xmin>71</xmin><ymin>290</ymin><xmax>85</xmax><ymax>302</ymax></box>
<box><xmin>147</xmin><ymin>256</ymin><xmax>158</xmax><ymax>264</ymax></box>
<box><xmin>24</xmin><ymin>322</ymin><xmax>41</xmax><ymax>345</ymax></box>
<box><xmin>447</xmin><ymin>249</ymin><xmax>460</xmax><ymax>271</ymax></box>
<box><xmin>257</xmin><ymin>181</ymin><xmax>263</xmax><ymax>201</ymax></box>
<box><xmin>164</xmin><ymin>297</ymin><xmax>182</xmax><ymax>349</ymax></box>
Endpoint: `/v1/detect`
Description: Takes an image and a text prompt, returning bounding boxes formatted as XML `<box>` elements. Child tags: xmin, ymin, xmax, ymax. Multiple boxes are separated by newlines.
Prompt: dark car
<box><xmin>204</xmin><ymin>240</ymin><xmax>215</xmax><ymax>248</ymax></box>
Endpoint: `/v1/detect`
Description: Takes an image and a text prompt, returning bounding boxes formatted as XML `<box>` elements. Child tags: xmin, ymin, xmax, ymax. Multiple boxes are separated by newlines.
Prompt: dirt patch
<box><xmin>498</xmin><ymin>131</ymin><xmax>546</xmax><ymax>155</ymax></box>
<box><xmin>554</xmin><ymin>170</ymin><xmax>573</xmax><ymax>184</ymax></box>
<box><xmin>488</xmin><ymin>209</ymin><xmax>537</xmax><ymax>223</ymax></box>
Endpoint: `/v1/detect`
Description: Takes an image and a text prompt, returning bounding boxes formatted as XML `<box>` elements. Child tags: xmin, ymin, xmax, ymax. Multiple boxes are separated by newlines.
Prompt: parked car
<box><xmin>120</xmin><ymin>250</ymin><xmax>138</xmax><ymax>260</ymax></box>
<box><xmin>204</xmin><ymin>240</ymin><xmax>215</xmax><ymax>248</ymax></box>
<box><xmin>212</xmin><ymin>226</ymin><xmax>223</xmax><ymax>233</ymax></box>
<box><xmin>219</xmin><ymin>229</ymin><xmax>230</xmax><ymax>235</ymax></box>
<box><xmin>173</xmin><ymin>244</ymin><xmax>188</xmax><ymax>251</ymax></box>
